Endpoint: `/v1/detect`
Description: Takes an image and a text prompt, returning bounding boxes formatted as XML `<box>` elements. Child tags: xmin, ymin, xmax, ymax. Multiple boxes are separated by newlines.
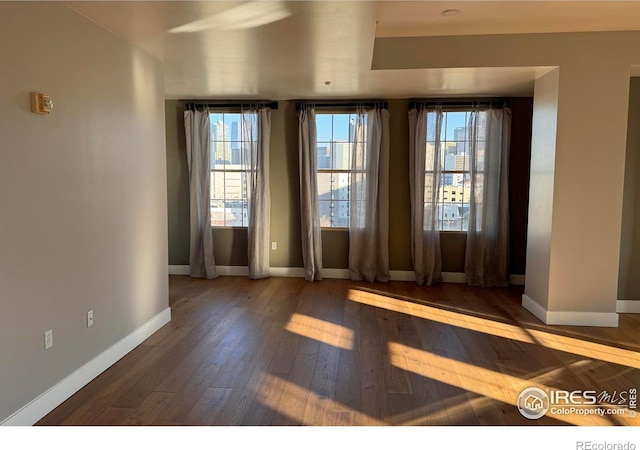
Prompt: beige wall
<box><xmin>618</xmin><ymin>78</ymin><xmax>640</xmax><ymax>300</ymax></box>
<box><xmin>165</xmin><ymin>98</ymin><xmax>532</xmax><ymax>274</ymax></box>
<box><xmin>546</xmin><ymin>63</ymin><xmax>630</xmax><ymax>313</ymax></box>
<box><xmin>524</xmin><ymin>69</ymin><xmax>559</xmax><ymax>310</ymax></box>
<box><xmin>373</xmin><ymin>31</ymin><xmax>640</xmax><ymax>317</ymax></box>
<box><xmin>0</xmin><ymin>3</ymin><xmax>168</xmax><ymax>422</ymax></box>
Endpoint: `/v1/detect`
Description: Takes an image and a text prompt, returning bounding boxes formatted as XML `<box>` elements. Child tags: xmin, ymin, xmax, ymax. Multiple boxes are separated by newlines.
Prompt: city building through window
<box><xmin>425</xmin><ymin>110</ymin><xmax>486</xmax><ymax>231</ymax></box>
<box><xmin>209</xmin><ymin>112</ymin><xmax>256</xmax><ymax>227</ymax></box>
<box><xmin>315</xmin><ymin>112</ymin><xmax>363</xmax><ymax>228</ymax></box>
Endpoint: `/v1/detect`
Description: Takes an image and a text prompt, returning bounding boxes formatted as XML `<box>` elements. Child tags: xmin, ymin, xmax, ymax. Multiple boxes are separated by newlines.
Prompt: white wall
<box><xmin>0</xmin><ymin>2</ymin><xmax>168</xmax><ymax>422</ymax></box>
<box><xmin>524</xmin><ymin>68</ymin><xmax>559</xmax><ymax>310</ymax></box>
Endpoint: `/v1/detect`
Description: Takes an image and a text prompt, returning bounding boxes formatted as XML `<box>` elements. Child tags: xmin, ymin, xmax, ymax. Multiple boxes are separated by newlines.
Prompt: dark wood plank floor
<box><xmin>37</xmin><ymin>276</ymin><xmax>640</xmax><ymax>426</ymax></box>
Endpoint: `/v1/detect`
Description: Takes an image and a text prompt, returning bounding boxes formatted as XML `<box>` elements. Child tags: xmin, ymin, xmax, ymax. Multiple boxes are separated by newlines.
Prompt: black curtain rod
<box><xmin>186</xmin><ymin>101</ymin><xmax>278</xmax><ymax>110</ymax></box>
<box><xmin>409</xmin><ymin>98</ymin><xmax>508</xmax><ymax>109</ymax></box>
<box><xmin>295</xmin><ymin>101</ymin><xmax>388</xmax><ymax>111</ymax></box>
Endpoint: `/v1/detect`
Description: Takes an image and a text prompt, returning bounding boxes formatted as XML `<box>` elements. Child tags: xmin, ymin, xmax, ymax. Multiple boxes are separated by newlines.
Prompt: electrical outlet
<box><xmin>271</xmin><ymin>241</ymin><xmax>277</xmax><ymax>250</ymax></box>
<box><xmin>87</xmin><ymin>310</ymin><xmax>94</xmax><ymax>328</ymax></box>
<box><xmin>44</xmin><ymin>329</ymin><xmax>53</xmax><ymax>349</ymax></box>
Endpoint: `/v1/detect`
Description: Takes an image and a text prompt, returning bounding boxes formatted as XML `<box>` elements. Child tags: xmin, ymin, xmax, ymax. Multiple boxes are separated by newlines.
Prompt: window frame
<box><xmin>424</xmin><ymin>108</ymin><xmax>479</xmax><ymax>233</ymax></box>
<box><xmin>209</xmin><ymin>111</ymin><xmax>256</xmax><ymax>229</ymax></box>
<box><xmin>315</xmin><ymin>110</ymin><xmax>363</xmax><ymax>230</ymax></box>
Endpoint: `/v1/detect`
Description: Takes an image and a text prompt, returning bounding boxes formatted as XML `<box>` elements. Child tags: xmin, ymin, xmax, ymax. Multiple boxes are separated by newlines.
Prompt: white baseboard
<box><xmin>546</xmin><ymin>311</ymin><xmax>618</xmax><ymax>327</ymax></box>
<box><xmin>168</xmin><ymin>265</ymin><xmax>190</xmax><ymax>275</ymax></box>
<box><xmin>389</xmin><ymin>270</ymin><xmax>416</xmax><ymax>281</ymax></box>
<box><xmin>216</xmin><ymin>266</ymin><xmax>250</xmax><ymax>277</ymax></box>
<box><xmin>617</xmin><ymin>300</ymin><xmax>640</xmax><ymax>313</ymax></box>
<box><xmin>322</xmin><ymin>268</ymin><xmax>350</xmax><ymax>279</ymax></box>
<box><xmin>379</xmin><ymin>271</ymin><xmax>524</xmax><ymax>285</ymax></box>
<box><xmin>522</xmin><ymin>294</ymin><xmax>548</xmax><ymax>323</ymax></box>
<box><xmin>442</xmin><ymin>272</ymin><xmax>467</xmax><ymax>283</ymax></box>
<box><xmin>522</xmin><ymin>294</ymin><xmax>619</xmax><ymax>327</ymax></box>
<box><xmin>170</xmin><ymin>265</ymin><xmax>525</xmax><ymax>285</ymax></box>
<box><xmin>1</xmin><ymin>308</ymin><xmax>171</xmax><ymax>426</ymax></box>
<box><xmin>270</xmin><ymin>267</ymin><xmax>306</xmax><ymax>278</ymax></box>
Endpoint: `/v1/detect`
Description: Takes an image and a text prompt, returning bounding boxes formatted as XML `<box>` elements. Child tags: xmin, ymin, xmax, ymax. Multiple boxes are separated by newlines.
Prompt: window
<box><xmin>316</xmin><ymin>112</ymin><xmax>364</xmax><ymax>228</ymax></box>
<box><xmin>425</xmin><ymin>110</ymin><xmax>486</xmax><ymax>231</ymax></box>
<box><xmin>209</xmin><ymin>112</ymin><xmax>256</xmax><ymax>227</ymax></box>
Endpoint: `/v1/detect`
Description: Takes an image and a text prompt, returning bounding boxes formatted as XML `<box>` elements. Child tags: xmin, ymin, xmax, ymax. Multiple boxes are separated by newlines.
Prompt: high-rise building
<box><xmin>230</xmin><ymin>121</ymin><xmax>241</xmax><ymax>164</ymax></box>
<box><xmin>439</xmin><ymin>185</ymin><xmax>470</xmax><ymax>203</ymax></box>
<box><xmin>317</xmin><ymin>145</ymin><xmax>330</xmax><ymax>169</ymax></box>
<box><xmin>231</xmin><ymin>121</ymin><xmax>239</xmax><ymax>142</ymax></box>
<box><xmin>230</xmin><ymin>147</ymin><xmax>242</xmax><ymax>165</ymax></box>
<box><xmin>443</xmin><ymin>153</ymin><xmax>455</xmax><ymax>186</ymax></box>
<box><xmin>455</xmin><ymin>154</ymin><xmax>469</xmax><ymax>171</ymax></box>
<box><xmin>332</xmin><ymin>141</ymin><xmax>351</xmax><ymax>169</ymax></box>
<box><xmin>211</xmin><ymin>120</ymin><xmax>231</xmax><ymax>163</ymax></box>
<box><xmin>454</xmin><ymin>126</ymin><xmax>468</xmax><ymax>154</ymax></box>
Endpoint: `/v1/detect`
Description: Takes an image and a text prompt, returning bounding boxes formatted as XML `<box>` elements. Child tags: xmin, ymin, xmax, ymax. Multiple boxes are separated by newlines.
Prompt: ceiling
<box><xmin>65</xmin><ymin>1</ymin><xmax>640</xmax><ymax>100</ymax></box>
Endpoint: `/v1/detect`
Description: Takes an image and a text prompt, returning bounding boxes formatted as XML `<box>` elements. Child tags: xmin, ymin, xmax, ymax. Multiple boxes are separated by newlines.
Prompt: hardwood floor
<box><xmin>37</xmin><ymin>275</ymin><xmax>640</xmax><ymax>426</ymax></box>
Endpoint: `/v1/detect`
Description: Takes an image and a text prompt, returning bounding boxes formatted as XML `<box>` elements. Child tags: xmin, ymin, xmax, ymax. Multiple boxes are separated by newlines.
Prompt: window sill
<box><xmin>211</xmin><ymin>226</ymin><xmax>248</xmax><ymax>230</ymax></box>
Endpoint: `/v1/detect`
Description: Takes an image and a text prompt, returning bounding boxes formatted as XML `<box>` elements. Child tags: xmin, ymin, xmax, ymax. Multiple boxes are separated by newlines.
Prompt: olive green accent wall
<box><xmin>618</xmin><ymin>78</ymin><xmax>640</xmax><ymax>300</ymax></box>
<box><xmin>166</xmin><ymin>100</ymin><xmax>190</xmax><ymax>265</ymax></box>
<box><xmin>212</xmin><ymin>229</ymin><xmax>248</xmax><ymax>266</ymax></box>
<box><xmin>508</xmin><ymin>97</ymin><xmax>534</xmax><ymax>275</ymax></box>
<box><xmin>387</xmin><ymin>99</ymin><xmax>413</xmax><ymax>271</ymax></box>
<box><xmin>321</xmin><ymin>231</ymin><xmax>349</xmax><ymax>269</ymax></box>
<box><xmin>270</xmin><ymin>101</ymin><xmax>304</xmax><ymax>268</ymax></box>
<box><xmin>166</xmin><ymin>98</ymin><xmax>533</xmax><ymax>274</ymax></box>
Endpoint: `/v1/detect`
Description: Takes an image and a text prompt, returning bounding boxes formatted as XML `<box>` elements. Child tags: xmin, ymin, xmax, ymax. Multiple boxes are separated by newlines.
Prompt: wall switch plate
<box><xmin>87</xmin><ymin>310</ymin><xmax>94</xmax><ymax>328</ymax></box>
<box><xmin>31</xmin><ymin>92</ymin><xmax>53</xmax><ymax>115</ymax></box>
<box><xmin>271</xmin><ymin>242</ymin><xmax>277</xmax><ymax>250</ymax></box>
<box><xmin>44</xmin><ymin>329</ymin><xmax>53</xmax><ymax>349</ymax></box>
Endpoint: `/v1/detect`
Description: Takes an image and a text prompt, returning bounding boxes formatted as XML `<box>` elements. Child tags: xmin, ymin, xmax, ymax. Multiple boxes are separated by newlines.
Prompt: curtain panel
<box><xmin>298</xmin><ymin>107</ymin><xmax>323</xmax><ymax>281</ymax></box>
<box><xmin>243</xmin><ymin>107</ymin><xmax>272</xmax><ymax>279</ymax></box>
<box><xmin>348</xmin><ymin>106</ymin><xmax>390</xmax><ymax>282</ymax></box>
<box><xmin>408</xmin><ymin>107</ymin><xmax>443</xmax><ymax>286</ymax></box>
<box><xmin>410</xmin><ymin>104</ymin><xmax>511</xmax><ymax>287</ymax></box>
<box><xmin>184</xmin><ymin>109</ymin><xmax>217</xmax><ymax>279</ymax></box>
<box><xmin>465</xmin><ymin>107</ymin><xmax>512</xmax><ymax>287</ymax></box>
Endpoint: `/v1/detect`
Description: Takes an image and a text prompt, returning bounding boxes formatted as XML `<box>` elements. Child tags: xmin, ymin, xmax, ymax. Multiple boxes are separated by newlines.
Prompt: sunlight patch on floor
<box><xmin>387</xmin><ymin>342</ymin><xmax>640</xmax><ymax>426</ymax></box>
<box><xmin>253</xmin><ymin>373</ymin><xmax>383</xmax><ymax>425</ymax></box>
<box><xmin>348</xmin><ymin>289</ymin><xmax>640</xmax><ymax>369</ymax></box>
<box><xmin>389</xmin><ymin>360</ymin><xmax>592</xmax><ymax>425</ymax></box>
<box><xmin>285</xmin><ymin>313</ymin><xmax>355</xmax><ymax>350</ymax></box>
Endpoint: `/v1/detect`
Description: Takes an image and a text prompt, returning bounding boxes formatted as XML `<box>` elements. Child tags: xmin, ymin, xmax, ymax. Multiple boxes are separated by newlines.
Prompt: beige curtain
<box><xmin>349</xmin><ymin>106</ymin><xmax>390</xmax><ymax>282</ymax></box>
<box><xmin>465</xmin><ymin>107</ymin><xmax>511</xmax><ymax>287</ymax></box>
<box><xmin>409</xmin><ymin>107</ymin><xmax>443</xmax><ymax>286</ymax></box>
<box><xmin>243</xmin><ymin>108</ymin><xmax>271</xmax><ymax>279</ymax></box>
<box><xmin>184</xmin><ymin>108</ymin><xmax>217</xmax><ymax>279</ymax></box>
<box><xmin>298</xmin><ymin>106</ymin><xmax>323</xmax><ymax>281</ymax></box>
